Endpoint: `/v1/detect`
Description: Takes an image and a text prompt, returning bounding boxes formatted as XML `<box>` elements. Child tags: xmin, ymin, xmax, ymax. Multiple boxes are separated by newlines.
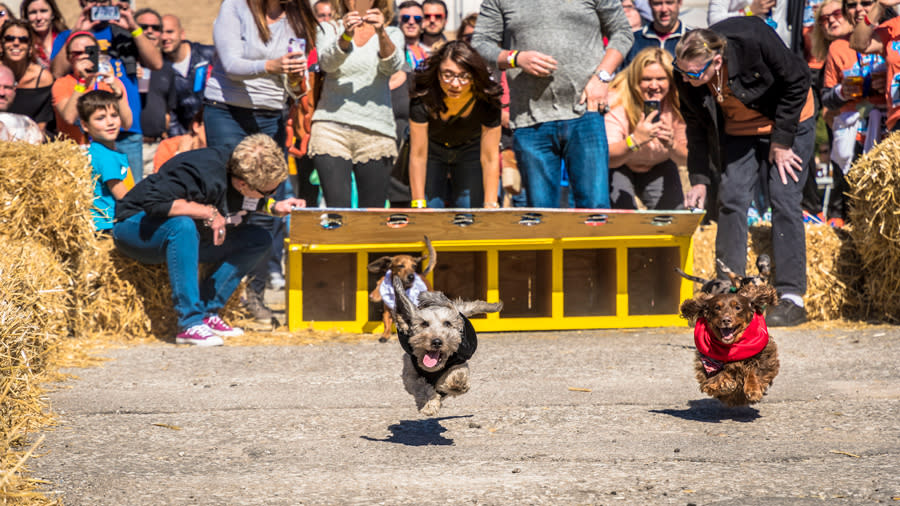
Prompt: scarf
<box><xmin>694</xmin><ymin>313</ymin><xmax>769</xmax><ymax>372</ymax></box>
<box><xmin>379</xmin><ymin>269</ymin><xmax>428</xmax><ymax>311</ymax></box>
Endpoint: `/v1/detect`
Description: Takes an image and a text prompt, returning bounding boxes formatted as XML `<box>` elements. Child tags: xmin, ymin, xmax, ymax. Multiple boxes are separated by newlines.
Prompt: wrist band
<box><xmin>625</xmin><ymin>134</ymin><xmax>640</xmax><ymax>152</ymax></box>
<box><xmin>131</xmin><ymin>26</ymin><xmax>144</xmax><ymax>38</ymax></box>
<box><xmin>743</xmin><ymin>6</ymin><xmax>753</xmax><ymax>15</ymax></box>
<box><xmin>411</xmin><ymin>199</ymin><xmax>427</xmax><ymax>208</ymax></box>
<box><xmin>864</xmin><ymin>14</ymin><xmax>874</xmax><ymax>26</ymax></box>
<box><xmin>266</xmin><ymin>198</ymin><xmax>277</xmax><ymax>215</ymax></box>
<box><xmin>507</xmin><ymin>50</ymin><xmax>519</xmax><ymax>69</ymax></box>
<box><xmin>342</xmin><ymin>32</ymin><xmax>353</xmax><ymax>42</ymax></box>
<box><xmin>74</xmin><ymin>84</ymin><xmax>86</xmax><ymax>93</ymax></box>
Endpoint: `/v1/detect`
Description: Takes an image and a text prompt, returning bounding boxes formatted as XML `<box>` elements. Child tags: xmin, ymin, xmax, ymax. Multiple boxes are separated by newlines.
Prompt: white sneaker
<box><xmin>175</xmin><ymin>324</ymin><xmax>224</xmax><ymax>346</ymax></box>
<box><xmin>267</xmin><ymin>272</ymin><xmax>285</xmax><ymax>291</ymax></box>
<box><xmin>203</xmin><ymin>315</ymin><xmax>244</xmax><ymax>338</ymax></box>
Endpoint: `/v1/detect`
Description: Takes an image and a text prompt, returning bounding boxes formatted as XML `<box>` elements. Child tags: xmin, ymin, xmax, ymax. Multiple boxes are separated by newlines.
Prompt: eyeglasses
<box><xmin>440</xmin><ymin>70</ymin><xmax>472</xmax><ymax>85</ymax></box>
<box><xmin>138</xmin><ymin>23</ymin><xmax>161</xmax><ymax>32</ymax></box>
<box><xmin>819</xmin><ymin>10</ymin><xmax>844</xmax><ymax>23</ymax></box>
<box><xmin>68</xmin><ymin>47</ymin><xmax>96</xmax><ymax>57</ymax></box>
<box><xmin>672</xmin><ymin>58</ymin><xmax>714</xmax><ymax>80</ymax></box>
<box><xmin>845</xmin><ymin>0</ymin><xmax>874</xmax><ymax>8</ymax></box>
<box><xmin>3</xmin><ymin>35</ymin><xmax>29</xmax><ymax>44</ymax></box>
<box><xmin>424</xmin><ymin>13</ymin><xmax>444</xmax><ymax>20</ymax></box>
<box><xmin>0</xmin><ymin>10</ymin><xmax>7</xmax><ymax>17</ymax></box>
<box><xmin>400</xmin><ymin>14</ymin><xmax>423</xmax><ymax>24</ymax></box>
<box><xmin>248</xmin><ymin>181</ymin><xmax>279</xmax><ymax>198</ymax></box>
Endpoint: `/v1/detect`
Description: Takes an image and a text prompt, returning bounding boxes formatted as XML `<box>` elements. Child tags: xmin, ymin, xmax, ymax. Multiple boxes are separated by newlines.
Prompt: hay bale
<box><xmin>846</xmin><ymin>132</ymin><xmax>900</xmax><ymax>321</ymax></box>
<box><xmin>692</xmin><ymin>223</ymin><xmax>862</xmax><ymax>321</ymax></box>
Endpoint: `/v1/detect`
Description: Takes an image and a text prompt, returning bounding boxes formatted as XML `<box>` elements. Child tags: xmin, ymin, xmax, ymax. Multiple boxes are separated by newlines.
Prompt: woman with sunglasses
<box><xmin>1</xmin><ymin>19</ymin><xmax>54</xmax><ymax>134</ymax></box>
<box><xmin>308</xmin><ymin>0</ymin><xmax>404</xmax><ymax>208</ymax></box>
<box><xmin>0</xmin><ymin>4</ymin><xmax>14</xmax><ymax>26</ymax></box>
<box><xmin>408</xmin><ymin>40</ymin><xmax>502</xmax><ymax>208</ymax></box>
<box><xmin>605</xmin><ymin>47</ymin><xmax>686</xmax><ymax>210</ymax></box>
<box><xmin>20</xmin><ymin>0</ymin><xmax>67</xmax><ymax>68</ymax></box>
<box><xmin>675</xmin><ymin>17</ymin><xmax>817</xmax><ymax>327</ymax></box>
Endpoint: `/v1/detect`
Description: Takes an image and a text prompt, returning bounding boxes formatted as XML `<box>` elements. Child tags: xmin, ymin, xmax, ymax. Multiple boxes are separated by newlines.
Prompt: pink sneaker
<box><xmin>175</xmin><ymin>324</ymin><xmax>224</xmax><ymax>347</ymax></box>
<box><xmin>203</xmin><ymin>315</ymin><xmax>244</xmax><ymax>338</ymax></box>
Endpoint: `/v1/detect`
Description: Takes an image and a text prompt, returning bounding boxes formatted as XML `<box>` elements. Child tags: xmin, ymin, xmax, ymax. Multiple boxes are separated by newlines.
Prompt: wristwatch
<box><xmin>595</xmin><ymin>70</ymin><xmax>614</xmax><ymax>83</ymax></box>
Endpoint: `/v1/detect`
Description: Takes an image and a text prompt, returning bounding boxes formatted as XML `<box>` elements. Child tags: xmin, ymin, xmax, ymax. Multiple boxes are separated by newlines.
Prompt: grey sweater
<box><xmin>472</xmin><ymin>0</ymin><xmax>634</xmax><ymax>129</ymax></box>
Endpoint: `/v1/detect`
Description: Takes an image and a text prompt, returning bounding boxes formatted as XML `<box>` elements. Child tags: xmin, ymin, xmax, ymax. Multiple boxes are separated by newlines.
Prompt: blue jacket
<box><xmin>623</xmin><ymin>20</ymin><xmax>689</xmax><ymax>66</ymax></box>
<box><xmin>168</xmin><ymin>41</ymin><xmax>217</xmax><ymax>136</ymax></box>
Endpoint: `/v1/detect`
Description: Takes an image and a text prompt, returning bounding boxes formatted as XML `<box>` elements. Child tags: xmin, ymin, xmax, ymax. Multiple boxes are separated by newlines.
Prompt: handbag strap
<box><xmin>443</xmin><ymin>94</ymin><xmax>477</xmax><ymax>125</ymax></box>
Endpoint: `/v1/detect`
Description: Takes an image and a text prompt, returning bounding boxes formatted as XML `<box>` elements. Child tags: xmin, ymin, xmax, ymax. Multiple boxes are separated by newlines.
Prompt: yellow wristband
<box><xmin>411</xmin><ymin>199</ymin><xmax>427</xmax><ymax>208</ymax></box>
<box><xmin>131</xmin><ymin>26</ymin><xmax>144</xmax><ymax>38</ymax></box>
<box><xmin>507</xmin><ymin>50</ymin><xmax>519</xmax><ymax>69</ymax></box>
<box><xmin>74</xmin><ymin>84</ymin><xmax>86</xmax><ymax>93</ymax></box>
<box><xmin>342</xmin><ymin>32</ymin><xmax>353</xmax><ymax>42</ymax></box>
<box><xmin>743</xmin><ymin>6</ymin><xmax>754</xmax><ymax>15</ymax></box>
<box><xmin>265</xmin><ymin>197</ymin><xmax>277</xmax><ymax>215</ymax></box>
<box><xmin>625</xmin><ymin>134</ymin><xmax>640</xmax><ymax>152</ymax></box>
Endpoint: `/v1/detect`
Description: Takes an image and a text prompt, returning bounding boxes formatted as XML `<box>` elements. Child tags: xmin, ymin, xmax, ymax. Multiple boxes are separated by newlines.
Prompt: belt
<box><xmin>203</xmin><ymin>99</ymin><xmax>284</xmax><ymax>118</ymax></box>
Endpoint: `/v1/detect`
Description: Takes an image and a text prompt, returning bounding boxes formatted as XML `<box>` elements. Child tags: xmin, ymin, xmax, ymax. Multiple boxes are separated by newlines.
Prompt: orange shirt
<box><xmin>875</xmin><ymin>17</ymin><xmax>900</xmax><ymax>129</ymax></box>
<box><xmin>712</xmin><ymin>82</ymin><xmax>816</xmax><ymax>137</ymax></box>
<box><xmin>823</xmin><ymin>38</ymin><xmax>887</xmax><ymax>114</ymax></box>
<box><xmin>51</xmin><ymin>74</ymin><xmax>125</xmax><ymax>145</ymax></box>
<box><xmin>153</xmin><ymin>135</ymin><xmax>186</xmax><ymax>172</ymax></box>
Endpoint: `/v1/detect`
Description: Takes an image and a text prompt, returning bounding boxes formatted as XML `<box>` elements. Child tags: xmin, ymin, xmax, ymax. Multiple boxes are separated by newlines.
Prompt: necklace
<box><xmin>713</xmin><ymin>69</ymin><xmax>725</xmax><ymax>103</ymax></box>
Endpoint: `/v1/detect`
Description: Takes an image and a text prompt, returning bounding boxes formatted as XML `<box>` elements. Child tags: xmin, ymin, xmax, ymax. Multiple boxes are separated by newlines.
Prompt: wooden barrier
<box><xmin>286</xmin><ymin>208</ymin><xmax>705</xmax><ymax>333</ymax></box>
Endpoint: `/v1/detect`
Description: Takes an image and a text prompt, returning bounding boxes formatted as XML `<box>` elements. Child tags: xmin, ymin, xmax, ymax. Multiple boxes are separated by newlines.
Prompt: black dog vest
<box><xmin>398</xmin><ymin>314</ymin><xmax>478</xmax><ymax>387</ymax></box>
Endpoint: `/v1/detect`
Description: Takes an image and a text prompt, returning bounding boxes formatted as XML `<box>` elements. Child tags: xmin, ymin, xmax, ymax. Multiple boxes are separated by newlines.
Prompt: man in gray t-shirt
<box><xmin>472</xmin><ymin>0</ymin><xmax>633</xmax><ymax>208</ymax></box>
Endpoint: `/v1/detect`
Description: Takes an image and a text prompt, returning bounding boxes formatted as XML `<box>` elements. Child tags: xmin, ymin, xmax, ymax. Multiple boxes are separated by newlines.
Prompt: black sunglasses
<box><xmin>400</xmin><ymin>14</ymin><xmax>422</xmax><ymax>23</ymax></box>
<box><xmin>845</xmin><ymin>0</ymin><xmax>874</xmax><ymax>8</ymax></box>
<box><xmin>3</xmin><ymin>35</ymin><xmax>29</xmax><ymax>44</ymax></box>
<box><xmin>248</xmin><ymin>181</ymin><xmax>279</xmax><ymax>198</ymax></box>
<box><xmin>138</xmin><ymin>23</ymin><xmax>161</xmax><ymax>32</ymax></box>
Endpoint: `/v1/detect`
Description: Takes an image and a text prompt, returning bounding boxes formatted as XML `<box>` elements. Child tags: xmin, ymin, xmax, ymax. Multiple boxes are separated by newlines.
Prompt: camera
<box><xmin>643</xmin><ymin>100</ymin><xmax>661</xmax><ymax>123</ymax></box>
<box><xmin>90</xmin><ymin>5</ymin><xmax>120</xmax><ymax>21</ymax></box>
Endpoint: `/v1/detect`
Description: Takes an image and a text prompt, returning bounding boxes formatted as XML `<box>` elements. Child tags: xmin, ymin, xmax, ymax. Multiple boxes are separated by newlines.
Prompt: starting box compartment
<box><xmin>286</xmin><ymin>208</ymin><xmax>705</xmax><ymax>333</ymax></box>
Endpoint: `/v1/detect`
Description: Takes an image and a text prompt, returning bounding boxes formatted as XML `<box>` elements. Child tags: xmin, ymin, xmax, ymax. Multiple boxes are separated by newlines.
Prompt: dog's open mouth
<box><xmin>422</xmin><ymin>350</ymin><xmax>442</xmax><ymax>368</ymax></box>
<box><xmin>718</xmin><ymin>326</ymin><xmax>738</xmax><ymax>344</ymax></box>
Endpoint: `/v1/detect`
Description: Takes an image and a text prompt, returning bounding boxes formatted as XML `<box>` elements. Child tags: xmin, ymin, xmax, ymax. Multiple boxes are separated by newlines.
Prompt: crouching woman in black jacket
<box><xmin>112</xmin><ymin>134</ymin><xmax>306</xmax><ymax>346</ymax></box>
<box><xmin>674</xmin><ymin>17</ymin><xmax>816</xmax><ymax>327</ymax></box>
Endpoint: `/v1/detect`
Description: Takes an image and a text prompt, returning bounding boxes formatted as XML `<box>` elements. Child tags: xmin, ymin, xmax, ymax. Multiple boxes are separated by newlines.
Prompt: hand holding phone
<box><xmin>643</xmin><ymin>100</ymin><xmax>661</xmax><ymax>123</ymax></box>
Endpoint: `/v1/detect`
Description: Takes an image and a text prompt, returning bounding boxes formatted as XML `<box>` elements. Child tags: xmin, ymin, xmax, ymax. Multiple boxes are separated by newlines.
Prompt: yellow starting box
<box><xmin>286</xmin><ymin>208</ymin><xmax>705</xmax><ymax>333</ymax></box>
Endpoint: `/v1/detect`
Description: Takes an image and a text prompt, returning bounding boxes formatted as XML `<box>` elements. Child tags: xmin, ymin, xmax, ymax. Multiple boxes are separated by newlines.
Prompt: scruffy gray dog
<box><xmin>391</xmin><ymin>275</ymin><xmax>503</xmax><ymax>416</ymax></box>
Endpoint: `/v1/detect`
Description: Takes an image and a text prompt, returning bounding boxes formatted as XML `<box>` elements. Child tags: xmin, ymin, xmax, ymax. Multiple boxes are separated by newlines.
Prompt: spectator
<box><xmin>421</xmin><ymin>0</ymin><xmax>448</xmax><ymax>53</ymax></box>
<box><xmin>78</xmin><ymin>89</ymin><xmax>134</xmax><ymax>232</ymax></box>
<box><xmin>160</xmin><ymin>14</ymin><xmax>215</xmax><ymax>137</ymax></box>
<box><xmin>153</xmin><ymin>108</ymin><xmax>206</xmax><ymax>172</ymax></box>
<box><xmin>134</xmin><ymin>8</ymin><xmax>177</xmax><ymax>181</ymax></box>
<box><xmin>0</xmin><ymin>63</ymin><xmax>43</xmax><ymax>142</ymax></box>
<box><xmin>112</xmin><ymin>134</ymin><xmax>307</xmax><ymax>347</ymax></box>
<box><xmin>408</xmin><ymin>40</ymin><xmax>502</xmax><ymax>208</ymax></box>
<box><xmin>819</xmin><ymin>0</ymin><xmax>870</xmax><ymax>225</ymax></box>
<box><xmin>675</xmin><ymin>18</ymin><xmax>817</xmax><ymax>327</ymax></box>
<box><xmin>51</xmin><ymin>31</ymin><xmax>132</xmax><ymax>146</ymax></box>
<box><xmin>203</xmin><ymin>0</ymin><xmax>318</xmax><ymax>322</ymax></box>
<box><xmin>607</xmin><ymin>47</ymin><xmax>686</xmax><ymax>209</ymax></box>
<box><xmin>21</xmin><ymin>0</ymin><xmax>67</xmax><ymax>68</ymax></box>
<box><xmin>625</xmin><ymin>0</ymin><xmax>689</xmax><ymax>65</ymax></box>
<box><xmin>623</xmin><ymin>0</ymin><xmax>646</xmax><ymax>31</ymax></box>
<box><xmin>314</xmin><ymin>0</ymin><xmax>333</xmax><ymax>22</ymax></box>
<box><xmin>0</xmin><ymin>4</ymin><xmax>14</xmax><ymax>26</ymax></box>
<box><xmin>457</xmin><ymin>12</ymin><xmax>477</xmax><ymax>42</ymax></box>
<box><xmin>1</xmin><ymin>20</ymin><xmax>54</xmax><ymax>134</ymax></box>
<box><xmin>50</xmin><ymin>0</ymin><xmax>164</xmax><ymax>182</ymax></box>
<box><xmin>472</xmin><ymin>0</ymin><xmax>634</xmax><ymax>209</ymax></box>
<box><xmin>848</xmin><ymin>0</ymin><xmax>900</xmax><ymax>133</ymax></box>
<box><xmin>397</xmin><ymin>0</ymin><xmax>427</xmax><ymax>69</ymax></box>
<box><xmin>308</xmin><ymin>0</ymin><xmax>405</xmax><ymax>208</ymax></box>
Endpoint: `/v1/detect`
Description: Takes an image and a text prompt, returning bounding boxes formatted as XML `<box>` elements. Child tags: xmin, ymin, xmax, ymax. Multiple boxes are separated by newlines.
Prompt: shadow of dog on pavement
<box><xmin>360</xmin><ymin>415</ymin><xmax>473</xmax><ymax>446</ymax></box>
<box><xmin>650</xmin><ymin>399</ymin><xmax>761</xmax><ymax>423</ymax></box>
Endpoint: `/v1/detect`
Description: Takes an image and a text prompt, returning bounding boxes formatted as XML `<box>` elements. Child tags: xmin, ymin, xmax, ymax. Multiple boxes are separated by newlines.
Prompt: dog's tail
<box><xmin>422</xmin><ymin>235</ymin><xmax>437</xmax><ymax>275</ymax></box>
<box><xmin>674</xmin><ymin>267</ymin><xmax>709</xmax><ymax>285</ymax></box>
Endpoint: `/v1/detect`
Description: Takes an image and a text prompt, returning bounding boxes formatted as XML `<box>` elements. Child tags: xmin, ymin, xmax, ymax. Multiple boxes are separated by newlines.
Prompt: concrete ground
<box><xmin>31</xmin><ymin>319</ymin><xmax>900</xmax><ymax>505</ymax></box>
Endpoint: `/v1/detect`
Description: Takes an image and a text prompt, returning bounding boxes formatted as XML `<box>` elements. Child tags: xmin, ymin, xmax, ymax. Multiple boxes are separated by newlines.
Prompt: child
<box><xmin>153</xmin><ymin>109</ymin><xmax>207</xmax><ymax>172</ymax></box>
<box><xmin>78</xmin><ymin>90</ymin><xmax>135</xmax><ymax>232</ymax></box>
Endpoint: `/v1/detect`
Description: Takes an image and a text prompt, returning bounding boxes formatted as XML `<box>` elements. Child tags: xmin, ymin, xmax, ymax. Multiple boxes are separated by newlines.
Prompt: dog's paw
<box><xmin>705</xmin><ymin>374</ymin><xmax>738</xmax><ymax>393</ymax></box>
<box><xmin>420</xmin><ymin>397</ymin><xmax>442</xmax><ymax>417</ymax></box>
<box><xmin>443</xmin><ymin>375</ymin><xmax>469</xmax><ymax>396</ymax></box>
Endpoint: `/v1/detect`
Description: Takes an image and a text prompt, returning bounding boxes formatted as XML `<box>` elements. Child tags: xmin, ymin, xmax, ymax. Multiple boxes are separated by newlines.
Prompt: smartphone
<box><xmin>192</xmin><ymin>62</ymin><xmax>208</xmax><ymax>93</ymax></box>
<box><xmin>643</xmin><ymin>100</ymin><xmax>661</xmax><ymax>123</ymax></box>
<box><xmin>288</xmin><ymin>37</ymin><xmax>306</xmax><ymax>56</ymax></box>
<box><xmin>90</xmin><ymin>5</ymin><xmax>120</xmax><ymax>21</ymax></box>
<box><xmin>84</xmin><ymin>45</ymin><xmax>99</xmax><ymax>73</ymax></box>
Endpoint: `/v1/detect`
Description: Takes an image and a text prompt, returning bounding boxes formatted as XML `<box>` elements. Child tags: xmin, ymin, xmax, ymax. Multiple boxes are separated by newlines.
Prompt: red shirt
<box><xmin>875</xmin><ymin>17</ymin><xmax>900</xmax><ymax>129</ymax></box>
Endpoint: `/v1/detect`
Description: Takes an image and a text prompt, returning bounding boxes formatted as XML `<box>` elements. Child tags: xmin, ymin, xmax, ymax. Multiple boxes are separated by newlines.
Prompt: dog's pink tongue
<box><xmin>721</xmin><ymin>328</ymin><xmax>735</xmax><ymax>341</ymax></box>
<box><xmin>423</xmin><ymin>351</ymin><xmax>440</xmax><ymax>368</ymax></box>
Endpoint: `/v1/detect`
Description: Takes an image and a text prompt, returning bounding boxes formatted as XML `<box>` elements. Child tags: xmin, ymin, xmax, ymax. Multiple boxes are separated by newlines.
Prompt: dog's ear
<box><xmin>367</xmin><ymin>256</ymin><xmax>393</xmax><ymax>274</ymax></box>
<box><xmin>454</xmin><ymin>299</ymin><xmax>503</xmax><ymax>317</ymax></box>
<box><xmin>391</xmin><ymin>273</ymin><xmax>416</xmax><ymax>333</ymax></box>
<box><xmin>680</xmin><ymin>294</ymin><xmax>711</xmax><ymax>323</ymax></box>
<box><xmin>421</xmin><ymin>236</ymin><xmax>437</xmax><ymax>275</ymax></box>
<box><xmin>742</xmin><ymin>283</ymin><xmax>778</xmax><ymax>313</ymax></box>
<box><xmin>418</xmin><ymin>290</ymin><xmax>452</xmax><ymax>308</ymax></box>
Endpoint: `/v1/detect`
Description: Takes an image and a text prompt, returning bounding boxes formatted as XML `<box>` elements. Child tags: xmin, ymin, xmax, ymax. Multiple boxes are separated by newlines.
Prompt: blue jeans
<box><xmin>425</xmin><ymin>140</ymin><xmax>482</xmax><ymax>208</ymax></box>
<box><xmin>112</xmin><ymin>212</ymin><xmax>272</xmax><ymax>330</ymax></box>
<box><xmin>117</xmin><ymin>131</ymin><xmax>144</xmax><ymax>182</ymax></box>
<box><xmin>512</xmin><ymin>112</ymin><xmax>610</xmax><ymax>208</ymax></box>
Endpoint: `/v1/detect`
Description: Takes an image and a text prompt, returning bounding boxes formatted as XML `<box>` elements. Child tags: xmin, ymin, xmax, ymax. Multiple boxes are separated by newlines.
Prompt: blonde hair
<box><xmin>674</xmin><ymin>28</ymin><xmax>727</xmax><ymax>63</ymax></box>
<box><xmin>610</xmin><ymin>47</ymin><xmax>682</xmax><ymax>131</ymax></box>
<box><xmin>811</xmin><ymin>0</ymin><xmax>850</xmax><ymax>61</ymax></box>
<box><xmin>227</xmin><ymin>134</ymin><xmax>288</xmax><ymax>189</ymax></box>
<box><xmin>330</xmin><ymin>0</ymin><xmax>394</xmax><ymax>24</ymax></box>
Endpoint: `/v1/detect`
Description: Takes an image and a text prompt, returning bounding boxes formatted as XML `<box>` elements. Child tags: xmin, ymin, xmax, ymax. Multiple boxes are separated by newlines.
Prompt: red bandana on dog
<box><xmin>694</xmin><ymin>313</ymin><xmax>769</xmax><ymax>373</ymax></box>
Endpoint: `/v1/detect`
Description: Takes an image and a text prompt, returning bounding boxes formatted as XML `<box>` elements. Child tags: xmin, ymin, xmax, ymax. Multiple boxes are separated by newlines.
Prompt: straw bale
<box><xmin>692</xmin><ymin>223</ymin><xmax>862</xmax><ymax>320</ymax></box>
<box><xmin>846</xmin><ymin>131</ymin><xmax>900</xmax><ymax>321</ymax></box>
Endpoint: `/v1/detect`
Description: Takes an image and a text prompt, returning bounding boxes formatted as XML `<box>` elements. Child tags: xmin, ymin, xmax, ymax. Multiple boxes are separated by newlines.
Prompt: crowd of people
<box><xmin>6</xmin><ymin>0</ymin><xmax>899</xmax><ymax>342</ymax></box>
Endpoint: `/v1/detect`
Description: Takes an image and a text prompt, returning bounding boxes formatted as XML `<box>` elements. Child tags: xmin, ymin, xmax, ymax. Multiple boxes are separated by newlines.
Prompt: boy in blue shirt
<box><xmin>79</xmin><ymin>89</ymin><xmax>134</xmax><ymax>231</ymax></box>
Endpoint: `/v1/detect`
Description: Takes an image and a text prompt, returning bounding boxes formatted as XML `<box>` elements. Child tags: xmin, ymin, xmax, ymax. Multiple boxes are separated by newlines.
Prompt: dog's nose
<box><xmin>406</xmin><ymin>273</ymin><xmax>416</xmax><ymax>283</ymax></box>
<box><xmin>431</xmin><ymin>338</ymin><xmax>442</xmax><ymax>348</ymax></box>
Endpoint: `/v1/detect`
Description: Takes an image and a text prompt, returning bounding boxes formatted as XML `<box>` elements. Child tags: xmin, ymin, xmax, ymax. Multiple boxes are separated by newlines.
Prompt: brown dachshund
<box><xmin>368</xmin><ymin>236</ymin><xmax>436</xmax><ymax>342</ymax></box>
<box><xmin>680</xmin><ymin>284</ymin><xmax>780</xmax><ymax>407</ymax></box>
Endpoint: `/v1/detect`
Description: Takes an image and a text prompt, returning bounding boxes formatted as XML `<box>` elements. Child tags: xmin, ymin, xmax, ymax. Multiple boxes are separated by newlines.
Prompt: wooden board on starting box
<box><xmin>285</xmin><ymin>208</ymin><xmax>705</xmax><ymax>333</ymax></box>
